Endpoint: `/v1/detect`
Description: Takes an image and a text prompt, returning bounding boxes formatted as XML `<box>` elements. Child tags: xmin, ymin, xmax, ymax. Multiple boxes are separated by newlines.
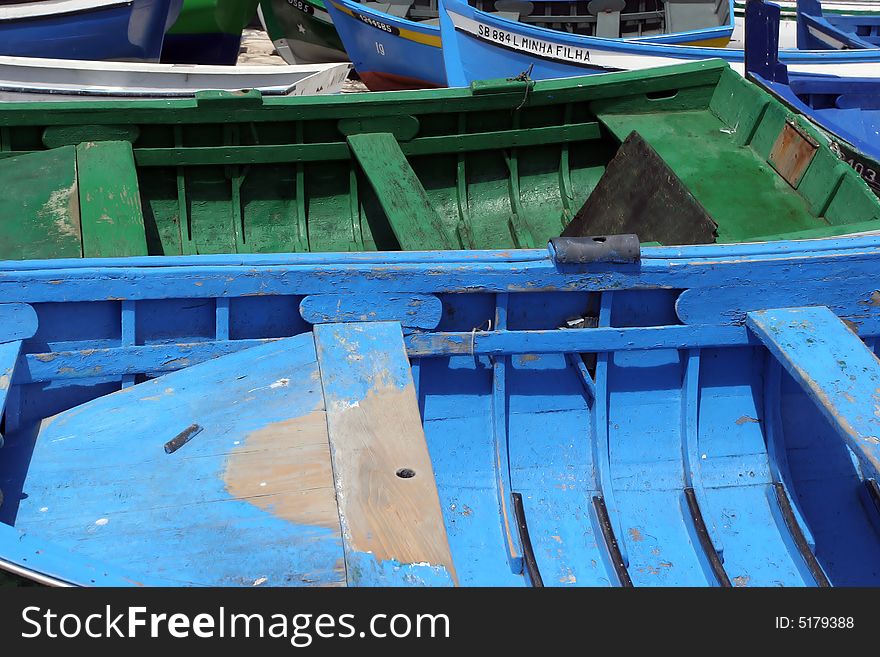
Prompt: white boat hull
<box><xmin>0</xmin><ymin>56</ymin><xmax>351</xmax><ymax>101</ymax></box>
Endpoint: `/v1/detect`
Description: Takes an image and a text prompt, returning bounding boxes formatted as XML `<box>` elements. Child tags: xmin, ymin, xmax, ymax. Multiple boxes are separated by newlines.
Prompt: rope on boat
<box><xmin>470</xmin><ymin>319</ymin><xmax>492</xmax><ymax>365</ymax></box>
<box><xmin>509</xmin><ymin>64</ymin><xmax>534</xmax><ymax>111</ymax></box>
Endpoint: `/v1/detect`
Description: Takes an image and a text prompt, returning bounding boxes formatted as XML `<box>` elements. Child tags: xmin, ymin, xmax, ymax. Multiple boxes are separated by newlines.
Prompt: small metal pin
<box><xmin>164</xmin><ymin>424</ymin><xmax>203</xmax><ymax>455</ymax></box>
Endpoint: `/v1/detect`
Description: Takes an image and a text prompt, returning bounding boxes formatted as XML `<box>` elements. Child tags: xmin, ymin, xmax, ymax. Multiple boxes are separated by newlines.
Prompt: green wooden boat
<box><xmin>258</xmin><ymin>0</ymin><xmax>347</xmax><ymax>64</ymax></box>
<box><xmin>163</xmin><ymin>0</ymin><xmax>263</xmax><ymax>65</ymax></box>
<box><xmin>0</xmin><ymin>59</ymin><xmax>877</xmax><ymax>261</ymax></box>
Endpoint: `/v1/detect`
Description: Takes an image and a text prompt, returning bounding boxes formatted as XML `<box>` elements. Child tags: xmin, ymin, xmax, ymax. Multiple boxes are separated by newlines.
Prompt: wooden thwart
<box><xmin>747</xmin><ymin>306</ymin><xmax>880</xmax><ymax>481</ymax></box>
<box><xmin>314</xmin><ymin>321</ymin><xmax>456</xmax><ymax>586</ymax></box>
<box><xmin>75</xmin><ymin>141</ymin><xmax>148</xmax><ymax>258</ymax></box>
<box><xmin>346</xmin><ymin>132</ymin><xmax>455</xmax><ymax>251</ymax></box>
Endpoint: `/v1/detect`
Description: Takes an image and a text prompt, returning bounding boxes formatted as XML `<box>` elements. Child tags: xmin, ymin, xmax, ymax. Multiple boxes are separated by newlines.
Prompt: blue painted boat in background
<box><xmin>796</xmin><ymin>0</ymin><xmax>880</xmax><ymax>48</ymax></box>
<box><xmin>324</xmin><ymin>0</ymin><xmax>445</xmax><ymax>90</ymax></box>
<box><xmin>1</xmin><ymin>235</ymin><xmax>880</xmax><ymax>586</ymax></box>
<box><xmin>440</xmin><ymin>0</ymin><xmax>880</xmax><ymax>86</ymax></box>
<box><xmin>0</xmin><ymin>0</ymin><xmax>184</xmax><ymax>62</ymax></box>
<box><xmin>326</xmin><ymin>0</ymin><xmax>735</xmax><ymax>90</ymax></box>
<box><xmin>746</xmin><ymin>0</ymin><xmax>880</xmax><ymax>195</ymax></box>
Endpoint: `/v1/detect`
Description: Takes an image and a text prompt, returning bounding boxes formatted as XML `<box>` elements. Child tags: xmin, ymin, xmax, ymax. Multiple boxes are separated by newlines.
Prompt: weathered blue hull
<box><xmin>0</xmin><ymin>0</ymin><xmax>183</xmax><ymax>62</ymax></box>
<box><xmin>1</xmin><ymin>236</ymin><xmax>880</xmax><ymax>586</ymax></box>
<box><xmin>324</xmin><ymin>0</ymin><xmax>445</xmax><ymax>90</ymax></box>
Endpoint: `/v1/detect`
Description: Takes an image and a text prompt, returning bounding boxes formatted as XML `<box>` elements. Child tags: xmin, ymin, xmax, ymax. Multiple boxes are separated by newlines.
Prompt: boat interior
<box><xmin>0</xmin><ymin>64</ymin><xmax>876</xmax><ymax>260</ymax></box>
<box><xmin>784</xmin><ymin>75</ymin><xmax>880</xmax><ymax>147</ymax></box>
<box><xmin>0</xmin><ymin>238</ymin><xmax>879</xmax><ymax>586</ymax></box>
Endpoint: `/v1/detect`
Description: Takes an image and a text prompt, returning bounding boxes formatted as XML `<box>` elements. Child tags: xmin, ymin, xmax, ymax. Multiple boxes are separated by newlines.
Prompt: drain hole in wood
<box><xmin>396</xmin><ymin>468</ymin><xmax>416</xmax><ymax>479</ymax></box>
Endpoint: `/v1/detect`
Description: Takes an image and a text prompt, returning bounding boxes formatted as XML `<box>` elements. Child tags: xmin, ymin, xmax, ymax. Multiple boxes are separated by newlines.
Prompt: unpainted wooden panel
<box><xmin>314</xmin><ymin>321</ymin><xmax>457</xmax><ymax>586</ymax></box>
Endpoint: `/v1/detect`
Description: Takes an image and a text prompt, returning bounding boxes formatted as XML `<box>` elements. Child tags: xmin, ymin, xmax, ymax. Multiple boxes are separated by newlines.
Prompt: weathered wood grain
<box><xmin>346</xmin><ymin>132</ymin><xmax>455</xmax><ymax>250</ymax></box>
<box><xmin>10</xmin><ymin>335</ymin><xmax>346</xmax><ymax>586</ymax></box>
<box><xmin>0</xmin><ymin>303</ymin><xmax>38</xmax><ymax>344</ymax></box>
<box><xmin>300</xmin><ymin>293</ymin><xmax>442</xmax><ymax>329</ymax></box>
<box><xmin>314</xmin><ymin>321</ymin><xmax>456</xmax><ymax>586</ymax></box>
<box><xmin>0</xmin><ymin>147</ymin><xmax>81</xmax><ymax>260</ymax></box>
<box><xmin>76</xmin><ymin>141</ymin><xmax>148</xmax><ymax>259</ymax></box>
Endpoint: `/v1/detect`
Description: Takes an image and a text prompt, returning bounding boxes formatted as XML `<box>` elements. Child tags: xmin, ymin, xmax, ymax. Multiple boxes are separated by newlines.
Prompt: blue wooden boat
<box><xmin>325</xmin><ymin>0</ymin><xmax>736</xmax><ymax>90</ymax></box>
<box><xmin>1</xmin><ymin>235</ymin><xmax>880</xmax><ymax>586</ymax></box>
<box><xmin>0</xmin><ymin>0</ymin><xmax>184</xmax><ymax>62</ymax></box>
<box><xmin>746</xmin><ymin>0</ymin><xmax>880</xmax><ymax>195</ymax></box>
<box><xmin>733</xmin><ymin>0</ymin><xmax>880</xmax><ymax>50</ymax></box>
<box><xmin>440</xmin><ymin>0</ymin><xmax>880</xmax><ymax>86</ymax></box>
<box><xmin>324</xmin><ymin>0</ymin><xmax>445</xmax><ymax>90</ymax></box>
<box><xmin>795</xmin><ymin>0</ymin><xmax>880</xmax><ymax>48</ymax></box>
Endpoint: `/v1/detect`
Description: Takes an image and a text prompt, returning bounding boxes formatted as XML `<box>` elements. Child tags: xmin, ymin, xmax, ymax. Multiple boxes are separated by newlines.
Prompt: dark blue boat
<box><xmin>795</xmin><ymin>0</ymin><xmax>880</xmax><ymax>49</ymax></box>
<box><xmin>0</xmin><ymin>0</ymin><xmax>184</xmax><ymax>62</ymax></box>
<box><xmin>1</xmin><ymin>235</ymin><xmax>880</xmax><ymax>586</ymax></box>
<box><xmin>746</xmin><ymin>0</ymin><xmax>880</xmax><ymax>195</ymax></box>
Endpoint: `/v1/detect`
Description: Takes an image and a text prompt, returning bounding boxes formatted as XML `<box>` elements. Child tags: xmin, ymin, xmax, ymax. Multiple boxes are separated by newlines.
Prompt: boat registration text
<box><xmin>473</xmin><ymin>22</ymin><xmax>591</xmax><ymax>62</ymax></box>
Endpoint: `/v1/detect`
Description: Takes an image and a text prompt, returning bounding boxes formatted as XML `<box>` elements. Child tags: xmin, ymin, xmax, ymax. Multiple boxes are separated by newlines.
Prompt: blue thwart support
<box><xmin>0</xmin><ymin>303</ymin><xmax>37</xmax><ymax>435</ymax></box>
<box><xmin>744</xmin><ymin>0</ymin><xmax>788</xmax><ymax>83</ymax></box>
<box><xmin>747</xmin><ymin>306</ymin><xmax>880</xmax><ymax>482</ymax></box>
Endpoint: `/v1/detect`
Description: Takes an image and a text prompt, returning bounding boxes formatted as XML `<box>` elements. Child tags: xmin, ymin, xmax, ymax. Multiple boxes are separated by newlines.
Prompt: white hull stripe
<box><xmin>0</xmin><ymin>0</ymin><xmax>131</xmax><ymax>21</ymax></box>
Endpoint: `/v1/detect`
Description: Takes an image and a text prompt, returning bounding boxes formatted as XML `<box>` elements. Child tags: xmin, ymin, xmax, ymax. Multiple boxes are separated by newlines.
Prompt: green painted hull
<box><xmin>260</xmin><ymin>0</ymin><xmax>347</xmax><ymax>64</ymax></box>
<box><xmin>0</xmin><ymin>60</ymin><xmax>877</xmax><ymax>261</ymax></box>
<box><xmin>169</xmin><ymin>0</ymin><xmax>262</xmax><ymax>36</ymax></box>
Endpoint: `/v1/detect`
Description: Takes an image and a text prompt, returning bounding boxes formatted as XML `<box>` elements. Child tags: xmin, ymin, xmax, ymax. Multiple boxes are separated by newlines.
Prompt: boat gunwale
<box><xmin>0</xmin><ymin>59</ymin><xmax>730</xmax><ymax>119</ymax></box>
<box><xmin>443</xmin><ymin>0</ymin><xmax>880</xmax><ymax>64</ymax></box>
<box><xmin>2</xmin><ymin>234</ymin><xmax>880</xmax><ymax>272</ymax></box>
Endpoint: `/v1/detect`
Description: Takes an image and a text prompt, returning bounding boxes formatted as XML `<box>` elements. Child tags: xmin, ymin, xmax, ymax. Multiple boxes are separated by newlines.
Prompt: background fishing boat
<box><xmin>323</xmin><ymin>0</ymin><xmax>445</xmax><ymax>89</ymax></box>
<box><xmin>161</xmin><ymin>0</ymin><xmax>261</xmax><ymax>64</ymax></box>
<box><xmin>732</xmin><ymin>0</ymin><xmax>880</xmax><ymax>47</ymax></box>
<box><xmin>323</xmin><ymin>0</ymin><xmax>735</xmax><ymax>90</ymax></box>
<box><xmin>0</xmin><ymin>61</ymin><xmax>877</xmax><ymax>260</ymax></box>
<box><xmin>745</xmin><ymin>0</ymin><xmax>880</xmax><ymax>196</ymax></box>
<box><xmin>0</xmin><ymin>55</ymin><xmax>350</xmax><ymax>100</ymax></box>
<box><xmin>1</xmin><ymin>235</ymin><xmax>880</xmax><ymax>586</ymax></box>
<box><xmin>0</xmin><ymin>0</ymin><xmax>184</xmax><ymax>62</ymax></box>
<box><xmin>793</xmin><ymin>0</ymin><xmax>880</xmax><ymax>48</ymax></box>
<box><xmin>439</xmin><ymin>0</ymin><xmax>880</xmax><ymax>85</ymax></box>
<box><xmin>259</xmin><ymin>0</ymin><xmax>348</xmax><ymax>63</ymax></box>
